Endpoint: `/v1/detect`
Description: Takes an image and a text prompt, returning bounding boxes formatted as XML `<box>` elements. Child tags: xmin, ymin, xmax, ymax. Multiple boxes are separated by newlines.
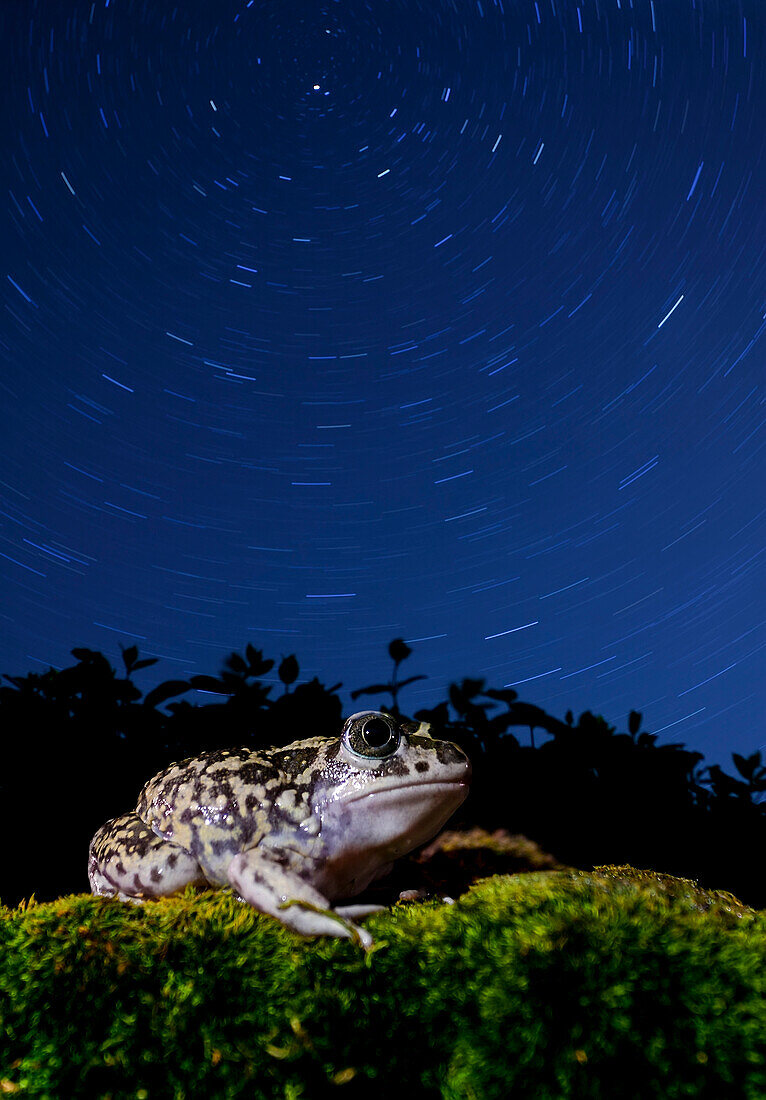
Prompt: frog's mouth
<box><xmin>323</xmin><ymin>777</ymin><xmax>470</xmax><ymax>863</ymax></box>
<box><xmin>343</xmin><ymin>776</ymin><xmax>470</xmax><ymax>805</ymax></box>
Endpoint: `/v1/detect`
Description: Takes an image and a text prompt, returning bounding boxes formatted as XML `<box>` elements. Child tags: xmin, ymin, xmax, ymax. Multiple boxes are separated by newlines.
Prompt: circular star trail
<box><xmin>2</xmin><ymin>0</ymin><xmax>765</xmax><ymax>765</ymax></box>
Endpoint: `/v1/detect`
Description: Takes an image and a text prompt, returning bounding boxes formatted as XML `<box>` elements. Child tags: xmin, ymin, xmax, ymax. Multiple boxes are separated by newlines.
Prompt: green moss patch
<box><xmin>2</xmin><ymin>868</ymin><xmax>765</xmax><ymax>1098</ymax></box>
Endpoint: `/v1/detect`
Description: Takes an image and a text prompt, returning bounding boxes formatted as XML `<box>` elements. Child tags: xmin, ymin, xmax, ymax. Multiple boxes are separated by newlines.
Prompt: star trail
<box><xmin>2</xmin><ymin>0</ymin><xmax>765</xmax><ymax>766</ymax></box>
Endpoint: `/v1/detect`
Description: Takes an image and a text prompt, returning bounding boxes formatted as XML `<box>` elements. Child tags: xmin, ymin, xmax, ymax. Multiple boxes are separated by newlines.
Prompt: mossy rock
<box><xmin>372</xmin><ymin>827</ymin><xmax>566</xmax><ymax>902</ymax></box>
<box><xmin>1</xmin><ymin>867</ymin><xmax>765</xmax><ymax>1098</ymax></box>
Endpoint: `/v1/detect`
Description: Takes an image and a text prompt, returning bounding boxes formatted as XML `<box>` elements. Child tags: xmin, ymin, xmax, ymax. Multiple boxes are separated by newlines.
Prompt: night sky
<box><xmin>2</xmin><ymin>0</ymin><xmax>765</xmax><ymax>767</ymax></box>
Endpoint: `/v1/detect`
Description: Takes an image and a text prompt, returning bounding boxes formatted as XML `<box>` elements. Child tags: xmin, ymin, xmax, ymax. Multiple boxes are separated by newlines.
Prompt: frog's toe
<box><xmin>89</xmin><ymin>811</ymin><xmax>207</xmax><ymax>900</ymax></box>
<box><xmin>334</xmin><ymin>903</ymin><xmax>387</xmax><ymax>919</ymax></box>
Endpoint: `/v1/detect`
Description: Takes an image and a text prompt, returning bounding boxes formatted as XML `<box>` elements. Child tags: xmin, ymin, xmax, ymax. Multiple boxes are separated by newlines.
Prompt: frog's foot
<box><xmin>228</xmin><ymin>849</ymin><xmax>374</xmax><ymax>947</ymax></box>
<box><xmin>88</xmin><ymin>812</ymin><xmax>207</xmax><ymax>900</ymax></box>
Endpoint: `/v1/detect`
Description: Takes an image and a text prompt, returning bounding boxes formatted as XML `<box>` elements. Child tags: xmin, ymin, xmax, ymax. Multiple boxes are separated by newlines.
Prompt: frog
<box><xmin>88</xmin><ymin>710</ymin><xmax>471</xmax><ymax>947</ymax></box>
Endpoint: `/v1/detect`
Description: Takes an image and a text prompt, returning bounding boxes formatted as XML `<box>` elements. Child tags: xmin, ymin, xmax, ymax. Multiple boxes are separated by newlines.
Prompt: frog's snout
<box><xmin>437</xmin><ymin>738</ymin><xmax>473</xmax><ymax>783</ymax></box>
<box><xmin>462</xmin><ymin>753</ymin><xmax>472</xmax><ymax>785</ymax></box>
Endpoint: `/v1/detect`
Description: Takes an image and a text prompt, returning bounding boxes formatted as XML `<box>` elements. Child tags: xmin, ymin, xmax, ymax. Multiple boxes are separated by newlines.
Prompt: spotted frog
<box><xmin>89</xmin><ymin>711</ymin><xmax>470</xmax><ymax>946</ymax></box>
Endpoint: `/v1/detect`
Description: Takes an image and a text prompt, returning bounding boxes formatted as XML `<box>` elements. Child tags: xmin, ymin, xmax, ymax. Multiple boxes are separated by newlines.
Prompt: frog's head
<box><xmin>305</xmin><ymin>710</ymin><xmax>471</xmax><ymax>894</ymax></box>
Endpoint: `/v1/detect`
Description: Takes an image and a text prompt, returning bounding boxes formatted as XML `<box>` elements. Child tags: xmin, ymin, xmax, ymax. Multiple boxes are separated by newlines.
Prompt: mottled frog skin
<box><xmin>89</xmin><ymin>711</ymin><xmax>470</xmax><ymax>946</ymax></box>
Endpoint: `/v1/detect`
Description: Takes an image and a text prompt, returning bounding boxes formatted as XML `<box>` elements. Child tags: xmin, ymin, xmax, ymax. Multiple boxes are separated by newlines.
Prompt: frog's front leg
<box><xmin>228</xmin><ymin>847</ymin><xmax>374</xmax><ymax>948</ymax></box>
<box><xmin>89</xmin><ymin>811</ymin><xmax>207</xmax><ymax>900</ymax></box>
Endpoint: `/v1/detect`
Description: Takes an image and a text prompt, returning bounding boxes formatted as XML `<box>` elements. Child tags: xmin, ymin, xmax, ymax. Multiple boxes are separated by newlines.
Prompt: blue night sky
<box><xmin>2</xmin><ymin>0</ymin><xmax>765</xmax><ymax>767</ymax></box>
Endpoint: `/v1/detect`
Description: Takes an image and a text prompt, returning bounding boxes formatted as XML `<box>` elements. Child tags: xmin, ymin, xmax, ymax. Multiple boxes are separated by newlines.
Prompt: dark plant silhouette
<box><xmin>278</xmin><ymin>655</ymin><xmax>300</xmax><ymax>694</ymax></box>
<box><xmin>706</xmin><ymin>751</ymin><xmax>766</xmax><ymax>802</ymax></box>
<box><xmin>350</xmin><ymin>637</ymin><xmax>426</xmax><ymax>714</ymax></box>
<box><xmin>2</xmin><ymin>637</ymin><xmax>766</xmax><ymax>912</ymax></box>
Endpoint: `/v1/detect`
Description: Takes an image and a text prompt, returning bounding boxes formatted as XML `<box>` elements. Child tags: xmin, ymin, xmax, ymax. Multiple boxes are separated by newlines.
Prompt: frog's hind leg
<box><xmin>89</xmin><ymin>811</ymin><xmax>207</xmax><ymax>901</ymax></box>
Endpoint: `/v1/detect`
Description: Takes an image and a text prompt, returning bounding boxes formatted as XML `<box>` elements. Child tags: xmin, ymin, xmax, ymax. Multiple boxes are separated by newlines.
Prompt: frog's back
<box><xmin>136</xmin><ymin>746</ymin><xmax>283</xmax><ymax>882</ymax></box>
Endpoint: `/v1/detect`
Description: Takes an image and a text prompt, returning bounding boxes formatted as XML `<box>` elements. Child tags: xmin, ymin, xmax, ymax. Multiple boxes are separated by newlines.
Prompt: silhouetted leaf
<box><xmin>221</xmin><ymin>670</ymin><xmax>256</xmax><ymax>691</ymax></box>
<box><xmin>732</xmin><ymin>752</ymin><xmax>749</xmax><ymax>778</ymax></box>
<box><xmin>460</xmin><ymin>678</ymin><xmax>486</xmax><ymax>698</ymax></box>
<box><xmin>132</xmin><ymin>658</ymin><xmax>158</xmax><ymax>671</ymax></box>
<box><xmin>705</xmin><ymin>763</ymin><xmax>751</xmax><ymax>801</ymax></box>
<box><xmin>189</xmin><ymin>675</ymin><xmax>231</xmax><ymax>695</ymax></box>
<box><xmin>628</xmin><ymin>710</ymin><xmax>642</xmax><ymax>737</ymax></box>
<box><xmin>732</xmin><ymin>751</ymin><xmax>763</xmax><ymax>783</ymax></box>
<box><xmin>350</xmin><ymin>683</ymin><xmax>390</xmax><ymax>700</ymax></box>
<box><xmin>224</xmin><ymin>652</ymin><xmax>249</xmax><ymax>675</ymax></box>
<box><xmin>484</xmin><ymin>688</ymin><xmax>519</xmax><ymax>706</ymax></box>
<box><xmin>396</xmin><ymin>675</ymin><xmax>427</xmax><ymax>690</ymax></box>
<box><xmin>414</xmin><ymin>701</ymin><xmax>450</xmax><ymax>726</ymax></box>
<box><xmin>166</xmin><ymin>700</ymin><xmax>194</xmax><ymax>715</ymax></box>
<box><xmin>278</xmin><ymin>655</ymin><xmax>299</xmax><ymax>685</ymax></box>
<box><xmin>388</xmin><ymin>638</ymin><xmax>412</xmax><ymax>664</ymax></box>
<box><xmin>121</xmin><ymin>645</ymin><xmax>138</xmax><ymax>673</ymax></box>
<box><xmin>449</xmin><ymin>678</ymin><xmax>487</xmax><ymax>715</ymax></box>
<box><xmin>71</xmin><ymin>647</ymin><xmax>105</xmax><ymax>663</ymax></box>
<box><xmin>487</xmin><ymin>712</ymin><xmax>519</xmax><ymax>736</ymax></box>
<box><xmin>243</xmin><ymin>644</ymin><xmax>274</xmax><ymax>677</ymax></box>
<box><xmin>509</xmin><ymin>702</ymin><xmax>561</xmax><ymax>735</ymax></box>
<box><xmin>143</xmin><ymin>680</ymin><xmax>192</xmax><ymax>709</ymax></box>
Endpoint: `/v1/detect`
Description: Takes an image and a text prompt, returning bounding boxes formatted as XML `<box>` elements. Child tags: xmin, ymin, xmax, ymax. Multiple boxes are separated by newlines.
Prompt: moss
<box><xmin>1</xmin><ymin>868</ymin><xmax>765</xmax><ymax>1098</ymax></box>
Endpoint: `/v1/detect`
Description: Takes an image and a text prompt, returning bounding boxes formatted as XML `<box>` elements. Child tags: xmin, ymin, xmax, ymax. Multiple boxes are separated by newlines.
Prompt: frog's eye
<box><xmin>342</xmin><ymin>711</ymin><xmax>401</xmax><ymax>759</ymax></box>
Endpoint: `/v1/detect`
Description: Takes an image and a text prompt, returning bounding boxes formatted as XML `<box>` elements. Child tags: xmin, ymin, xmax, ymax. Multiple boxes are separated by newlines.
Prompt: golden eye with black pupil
<box><xmin>342</xmin><ymin>711</ymin><xmax>401</xmax><ymax>759</ymax></box>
